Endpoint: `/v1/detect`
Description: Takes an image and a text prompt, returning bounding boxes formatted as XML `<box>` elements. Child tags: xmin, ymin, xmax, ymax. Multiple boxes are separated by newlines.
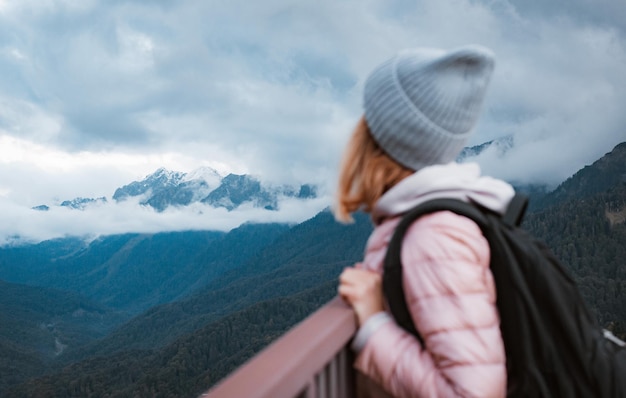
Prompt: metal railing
<box><xmin>200</xmin><ymin>297</ymin><xmax>357</xmax><ymax>398</ymax></box>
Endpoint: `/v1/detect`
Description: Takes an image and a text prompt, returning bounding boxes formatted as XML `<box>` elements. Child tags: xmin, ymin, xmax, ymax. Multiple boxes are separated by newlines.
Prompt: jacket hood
<box><xmin>372</xmin><ymin>162</ymin><xmax>515</xmax><ymax>224</ymax></box>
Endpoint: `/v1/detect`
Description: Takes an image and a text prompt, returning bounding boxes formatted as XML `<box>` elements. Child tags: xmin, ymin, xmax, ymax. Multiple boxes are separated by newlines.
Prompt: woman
<box><xmin>337</xmin><ymin>46</ymin><xmax>514</xmax><ymax>397</ymax></box>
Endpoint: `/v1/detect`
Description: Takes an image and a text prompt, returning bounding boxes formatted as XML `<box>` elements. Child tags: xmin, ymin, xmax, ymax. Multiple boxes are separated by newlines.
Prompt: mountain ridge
<box><xmin>532</xmin><ymin>142</ymin><xmax>626</xmax><ymax>210</ymax></box>
<box><xmin>0</xmin><ymin>224</ymin><xmax>291</xmax><ymax>315</ymax></box>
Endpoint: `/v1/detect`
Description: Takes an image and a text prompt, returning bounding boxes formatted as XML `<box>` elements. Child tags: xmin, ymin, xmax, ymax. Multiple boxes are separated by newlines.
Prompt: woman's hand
<box><xmin>339</xmin><ymin>267</ymin><xmax>385</xmax><ymax>327</ymax></box>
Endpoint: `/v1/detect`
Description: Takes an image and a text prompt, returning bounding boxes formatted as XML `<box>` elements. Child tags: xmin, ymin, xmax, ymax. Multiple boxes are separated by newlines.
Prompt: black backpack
<box><xmin>382</xmin><ymin>194</ymin><xmax>626</xmax><ymax>397</ymax></box>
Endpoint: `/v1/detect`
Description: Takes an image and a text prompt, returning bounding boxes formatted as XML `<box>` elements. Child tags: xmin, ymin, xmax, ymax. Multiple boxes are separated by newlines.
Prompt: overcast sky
<box><xmin>1</xmin><ymin>0</ymin><xmax>625</xmax><ymax>243</ymax></box>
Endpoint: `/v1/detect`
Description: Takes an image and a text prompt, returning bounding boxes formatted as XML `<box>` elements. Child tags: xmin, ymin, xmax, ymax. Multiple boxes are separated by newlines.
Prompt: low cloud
<box><xmin>0</xmin><ymin>195</ymin><xmax>331</xmax><ymax>245</ymax></box>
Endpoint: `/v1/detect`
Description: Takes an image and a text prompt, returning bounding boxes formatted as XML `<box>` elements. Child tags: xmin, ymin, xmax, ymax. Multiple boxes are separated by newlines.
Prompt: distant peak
<box><xmin>152</xmin><ymin>167</ymin><xmax>170</xmax><ymax>176</ymax></box>
<box><xmin>60</xmin><ymin>197</ymin><xmax>107</xmax><ymax>210</ymax></box>
<box><xmin>457</xmin><ymin>134</ymin><xmax>514</xmax><ymax>162</ymax></box>
<box><xmin>182</xmin><ymin>166</ymin><xmax>223</xmax><ymax>184</ymax></box>
<box><xmin>141</xmin><ymin>169</ymin><xmax>186</xmax><ymax>188</ymax></box>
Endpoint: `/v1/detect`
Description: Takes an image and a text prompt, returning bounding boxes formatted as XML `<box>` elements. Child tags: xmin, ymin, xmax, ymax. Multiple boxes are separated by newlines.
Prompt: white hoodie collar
<box><xmin>372</xmin><ymin>162</ymin><xmax>515</xmax><ymax>224</ymax></box>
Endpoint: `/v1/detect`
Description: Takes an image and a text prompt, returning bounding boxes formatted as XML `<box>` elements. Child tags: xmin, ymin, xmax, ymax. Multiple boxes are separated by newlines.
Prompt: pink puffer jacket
<box><xmin>352</xmin><ymin>162</ymin><xmax>513</xmax><ymax>398</ymax></box>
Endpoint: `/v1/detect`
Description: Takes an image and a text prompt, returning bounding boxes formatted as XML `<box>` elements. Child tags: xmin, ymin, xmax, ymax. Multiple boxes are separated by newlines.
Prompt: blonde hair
<box><xmin>335</xmin><ymin>117</ymin><xmax>413</xmax><ymax>222</ymax></box>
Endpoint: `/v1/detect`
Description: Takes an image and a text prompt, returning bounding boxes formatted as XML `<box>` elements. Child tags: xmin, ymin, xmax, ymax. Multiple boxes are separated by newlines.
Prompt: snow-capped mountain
<box><xmin>457</xmin><ymin>135</ymin><xmax>514</xmax><ymax>162</ymax></box>
<box><xmin>60</xmin><ymin>197</ymin><xmax>107</xmax><ymax>210</ymax></box>
<box><xmin>36</xmin><ymin>167</ymin><xmax>318</xmax><ymax>213</ymax></box>
<box><xmin>456</xmin><ymin>135</ymin><xmax>550</xmax><ymax>202</ymax></box>
<box><xmin>114</xmin><ymin>167</ymin><xmax>317</xmax><ymax>211</ymax></box>
<box><xmin>201</xmin><ymin>174</ymin><xmax>316</xmax><ymax>211</ymax></box>
<box><xmin>112</xmin><ymin>168</ymin><xmax>186</xmax><ymax>207</ymax></box>
<box><xmin>32</xmin><ymin>198</ymin><xmax>108</xmax><ymax>211</ymax></box>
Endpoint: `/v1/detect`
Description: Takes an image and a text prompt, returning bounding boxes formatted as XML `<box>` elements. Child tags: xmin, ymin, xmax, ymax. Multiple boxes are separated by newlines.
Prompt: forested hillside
<box><xmin>59</xmin><ymin>210</ymin><xmax>372</xmax><ymax>363</ymax></box>
<box><xmin>0</xmin><ymin>224</ymin><xmax>290</xmax><ymax>314</ymax></box>
<box><xmin>0</xmin><ymin>280</ymin><xmax>124</xmax><ymax>392</ymax></box>
<box><xmin>4</xmin><ymin>210</ymin><xmax>373</xmax><ymax>397</ymax></box>
<box><xmin>6</xmin><ymin>282</ymin><xmax>338</xmax><ymax>398</ymax></box>
<box><xmin>524</xmin><ymin>142</ymin><xmax>626</xmax><ymax>336</ymax></box>
<box><xmin>524</xmin><ymin>183</ymin><xmax>626</xmax><ymax>337</ymax></box>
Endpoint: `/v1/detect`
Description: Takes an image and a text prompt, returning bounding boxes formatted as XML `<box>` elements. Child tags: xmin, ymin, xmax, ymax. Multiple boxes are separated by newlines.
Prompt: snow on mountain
<box><xmin>32</xmin><ymin>198</ymin><xmax>107</xmax><ymax>211</ymax></box>
<box><xmin>112</xmin><ymin>168</ymin><xmax>186</xmax><ymax>203</ymax></box>
<box><xmin>60</xmin><ymin>197</ymin><xmax>108</xmax><ymax>210</ymax></box>
<box><xmin>457</xmin><ymin>135</ymin><xmax>514</xmax><ymax>162</ymax></box>
<box><xmin>179</xmin><ymin>166</ymin><xmax>223</xmax><ymax>204</ymax></box>
<box><xmin>202</xmin><ymin>174</ymin><xmax>273</xmax><ymax>210</ymax></box>
<box><xmin>182</xmin><ymin>166</ymin><xmax>222</xmax><ymax>187</ymax></box>
<box><xmin>200</xmin><ymin>174</ymin><xmax>319</xmax><ymax>211</ymax></box>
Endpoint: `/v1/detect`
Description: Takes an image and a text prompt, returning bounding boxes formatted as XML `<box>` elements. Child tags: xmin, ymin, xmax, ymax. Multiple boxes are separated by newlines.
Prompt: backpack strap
<box><xmin>382</xmin><ymin>195</ymin><xmax>526</xmax><ymax>345</ymax></box>
<box><xmin>502</xmin><ymin>193</ymin><xmax>529</xmax><ymax>227</ymax></box>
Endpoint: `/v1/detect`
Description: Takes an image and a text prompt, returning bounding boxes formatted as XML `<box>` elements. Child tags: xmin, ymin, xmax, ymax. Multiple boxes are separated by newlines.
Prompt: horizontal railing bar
<box><xmin>200</xmin><ymin>296</ymin><xmax>357</xmax><ymax>398</ymax></box>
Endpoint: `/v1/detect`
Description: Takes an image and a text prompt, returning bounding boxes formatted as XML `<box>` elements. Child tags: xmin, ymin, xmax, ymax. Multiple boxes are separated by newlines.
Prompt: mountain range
<box><xmin>29</xmin><ymin>137</ymin><xmax>545</xmax><ymax>220</ymax></box>
<box><xmin>1</xmin><ymin>141</ymin><xmax>624</xmax><ymax>396</ymax></box>
<box><xmin>33</xmin><ymin>167</ymin><xmax>318</xmax><ymax>212</ymax></box>
<box><xmin>29</xmin><ymin>136</ymin><xmax>524</xmax><ymax>216</ymax></box>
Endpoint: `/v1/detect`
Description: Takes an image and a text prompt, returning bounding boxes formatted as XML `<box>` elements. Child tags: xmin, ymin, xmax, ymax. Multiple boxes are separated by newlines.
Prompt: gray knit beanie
<box><xmin>363</xmin><ymin>45</ymin><xmax>495</xmax><ymax>171</ymax></box>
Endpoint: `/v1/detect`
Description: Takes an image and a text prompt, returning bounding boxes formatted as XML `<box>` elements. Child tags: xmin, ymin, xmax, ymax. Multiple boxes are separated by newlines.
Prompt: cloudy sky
<box><xmin>1</xmin><ymin>0</ymin><xmax>625</xmax><ymax>243</ymax></box>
